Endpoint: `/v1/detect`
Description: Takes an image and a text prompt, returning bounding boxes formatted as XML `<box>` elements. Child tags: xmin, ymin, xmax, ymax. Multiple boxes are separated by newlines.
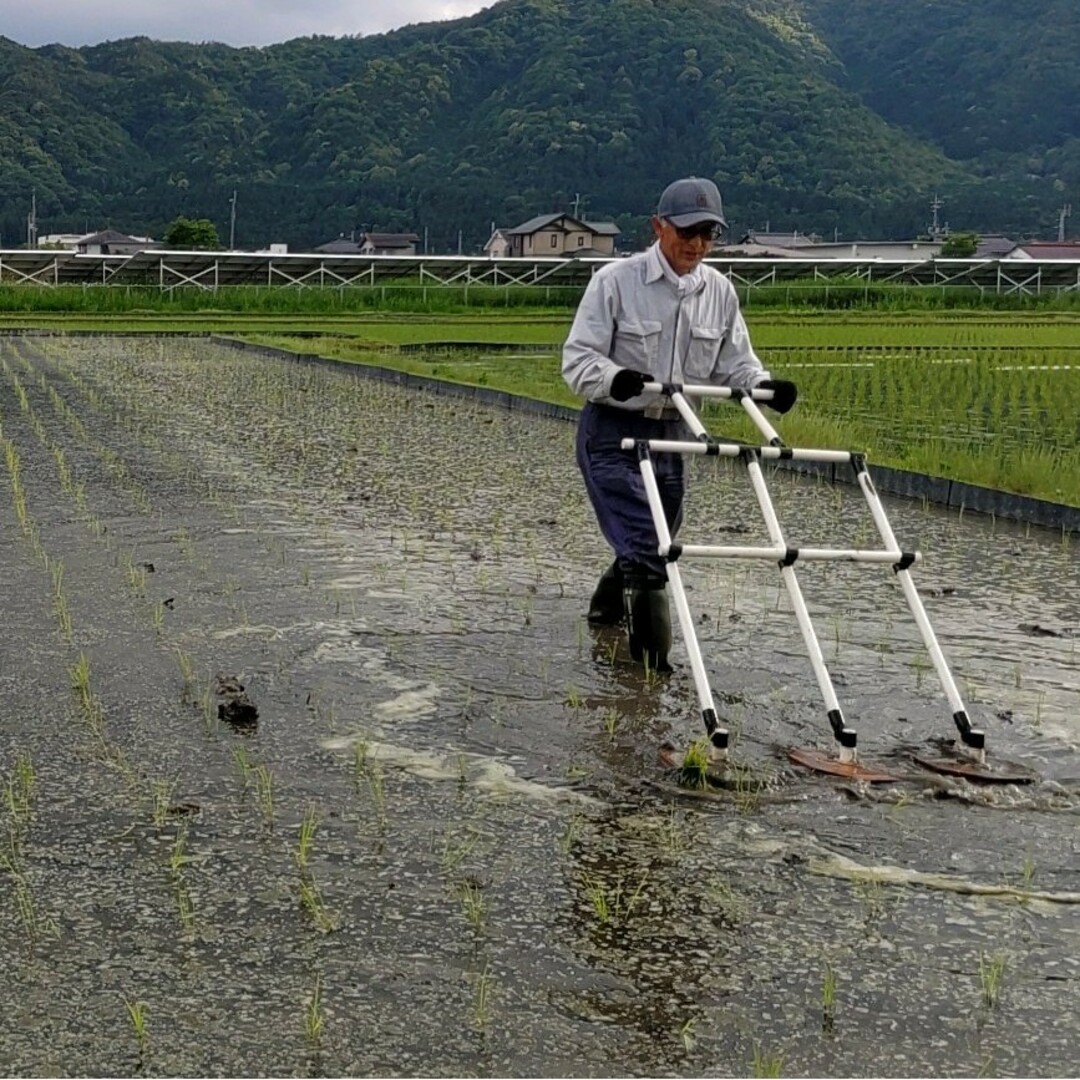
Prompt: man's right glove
<box><xmin>610</xmin><ymin>368</ymin><xmax>652</xmax><ymax>402</ymax></box>
<box><xmin>757</xmin><ymin>378</ymin><xmax>798</xmax><ymax>414</ymax></box>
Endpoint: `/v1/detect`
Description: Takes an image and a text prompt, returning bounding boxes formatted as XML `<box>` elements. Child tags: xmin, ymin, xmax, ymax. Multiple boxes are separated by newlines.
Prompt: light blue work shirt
<box><xmin>562</xmin><ymin>242</ymin><xmax>770</xmax><ymax>413</ymax></box>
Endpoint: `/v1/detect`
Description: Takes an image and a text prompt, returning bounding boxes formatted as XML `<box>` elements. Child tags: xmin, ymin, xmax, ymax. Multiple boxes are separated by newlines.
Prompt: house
<box><xmin>314</xmin><ymin>232</ymin><xmax>420</xmax><ymax>256</ymax></box>
<box><xmin>505</xmin><ymin>213</ymin><xmax>619</xmax><ymax>257</ymax></box>
<box><xmin>314</xmin><ymin>236</ymin><xmax>365</xmax><ymax>255</ymax></box>
<box><xmin>76</xmin><ymin>229</ymin><xmax>156</xmax><ymax>255</ymax></box>
<box><xmin>1003</xmin><ymin>241</ymin><xmax>1080</xmax><ymax>259</ymax></box>
<box><xmin>483</xmin><ymin>228</ymin><xmax>511</xmax><ymax>258</ymax></box>
<box><xmin>359</xmin><ymin>232</ymin><xmax>420</xmax><ymax>256</ymax></box>
<box><xmin>974</xmin><ymin>235</ymin><xmax>1018</xmax><ymax>259</ymax></box>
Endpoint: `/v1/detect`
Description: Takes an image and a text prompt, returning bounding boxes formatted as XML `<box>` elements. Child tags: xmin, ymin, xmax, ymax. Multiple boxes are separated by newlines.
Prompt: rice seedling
<box><xmin>680</xmin><ymin>1018</ymin><xmax>697</xmax><ymax>1053</ymax></box>
<box><xmin>751</xmin><ymin>1043</ymin><xmax>785</xmax><ymax>1078</ymax></box>
<box><xmin>169</xmin><ymin>824</ymin><xmax>194</xmax><ymax>878</ymax></box>
<box><xmin>254</xmin><ymin>765</ymin><xmax>275</xmax><ymax>827</ymax></box>
<box><xmin>677</xmin><ymin>739</ymin><xmax>712</xmax><ymax>790</ymax></box>
<box><xmin>295</xmin><ymin>805</ymin><xmax>319</xmax><ymax>871</ymax></box>
<box><xmin>979</xmin><ymin>951</ymin><xmax>1007</xmax><ymax>1008</ymax></box>
<box><xmin>601</xmin><ymin>707</ymin><xmax>619</xmax><ymax>740</ymax></box>
<box><xmin>708</xmin><ymin>877</ymin><xmax>747</xmax><ymax>925</ymax></box>
<box><xmin>821</xmin><ymin>961</ymin><xmax>838</xmax><ymax>1032</ymax></box>
<box><xmin>472</xmin><ymin>965</ymin><xmax>494</xmax><ymax>1031</ymax></box>
<box><xmin>4</xmin><ymin>752</ymin><xmax>35</xmax><ymax>826</ymax></box>
<box><xmin>150</xmin><ymin>779</ymin><xmax>175</xmax><ymax>831</ymax></box>
<box><xmin>11</xmin><ymin>871</ymin><xmax>59</xmax><ymax>945</ymax></box>
<box><xmin>304</xmin><ymin>974</ymin><xmax>325</xmax><ymax>1052</ymax></box>
<box><xmin>455</xmin><ymin>877</ymin><xmax>486</xmax><ymax>930</ymax></box>
<box><xmin>298</xmin><ymin>874</ymin><xmax>337</xmax><ymax>933</ymax></box>
<box><xmin>124</xmin><ymin>998</ymin><xmax>150</xmax><ymax>1061</ymax></box>
<box><xmin>175</xmin><ymin>648</ymin><xmax>196</xmax><ymax>705</ymax></box>
<box><xmin>367</xmin><ymin>761</ymin><xmax>387</xmax><ymax>825</ymax></box>
<box><xmin>175</xmin><ymin>879</ymin><xmax>196</xmax><ymax>933</ymax></box>
<box><xmin>441</xmin><ymin>828</ymin><xmax>479</xmax><ymax>873</ymax></box>
<box><xmin>580</xmin><ymin>872</ymin><xmax>648</xmax><ymax>926</ymax></box>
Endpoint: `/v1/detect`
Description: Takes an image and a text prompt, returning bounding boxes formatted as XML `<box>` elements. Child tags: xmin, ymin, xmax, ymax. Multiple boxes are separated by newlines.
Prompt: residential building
<box><xmin>505</xmin><ymin>213</ymin><xmax>619</xmax><ymax>257</ymax></box>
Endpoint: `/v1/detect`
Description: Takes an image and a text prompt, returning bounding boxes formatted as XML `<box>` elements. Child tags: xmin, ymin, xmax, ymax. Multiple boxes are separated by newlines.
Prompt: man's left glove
<box><xmin>757</xmin><ymin>378</ymin><xmax>798</xmax><ymax>414</ymax></box>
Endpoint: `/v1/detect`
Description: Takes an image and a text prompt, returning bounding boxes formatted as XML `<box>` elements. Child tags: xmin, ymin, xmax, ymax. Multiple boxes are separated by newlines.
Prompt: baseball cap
<box><xmin>657</xmin><ymin>177</ymin><xmax>727</xmax><ymax>228</ymax></box>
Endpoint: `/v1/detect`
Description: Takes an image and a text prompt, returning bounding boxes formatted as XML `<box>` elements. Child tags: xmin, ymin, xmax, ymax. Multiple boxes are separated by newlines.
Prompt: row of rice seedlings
<box><xmin>0</xmin><ymin>751</ymin><xmax>59</xmax><ymax>948</ymax></box>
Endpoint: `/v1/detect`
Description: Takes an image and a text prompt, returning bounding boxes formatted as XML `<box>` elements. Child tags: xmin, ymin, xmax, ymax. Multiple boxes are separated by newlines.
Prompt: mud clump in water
<box><xmin>214</xmin><ymin>672</ymin><xmax>259</xmax><ymax>730</ymax></box>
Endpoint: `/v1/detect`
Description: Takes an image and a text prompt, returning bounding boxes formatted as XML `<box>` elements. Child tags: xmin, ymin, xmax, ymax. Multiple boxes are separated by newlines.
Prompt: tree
<box><xmin>940</xmin><ymin>232</ymin><xmax>978</xmax><ymax>257</ymax></box>
<box><xmin>165</xmin><ymin>216</ymin><xmax>221</xmax><ymax>249</ymax></box>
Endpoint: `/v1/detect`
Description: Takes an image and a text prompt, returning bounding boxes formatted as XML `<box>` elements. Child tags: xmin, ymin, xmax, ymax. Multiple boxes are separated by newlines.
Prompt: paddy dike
<box><xmin>1</xmin><ymin>335</ymin><xmax>1079</xmax><ymax>1077</ymax></box>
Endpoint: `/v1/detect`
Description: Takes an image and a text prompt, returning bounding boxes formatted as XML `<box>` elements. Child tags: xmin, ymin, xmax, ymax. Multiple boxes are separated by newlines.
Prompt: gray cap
<box><xmin>657</xmin><ymin>177</ymin><xmax>727</xmax><ymax>228</ymax></box>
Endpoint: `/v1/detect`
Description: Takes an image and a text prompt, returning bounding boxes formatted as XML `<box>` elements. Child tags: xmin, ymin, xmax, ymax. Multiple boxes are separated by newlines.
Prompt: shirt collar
<box><xmin>645</xmin><ymin>242</ymin><xmax>706</xmax><ymax>295</ymax></box>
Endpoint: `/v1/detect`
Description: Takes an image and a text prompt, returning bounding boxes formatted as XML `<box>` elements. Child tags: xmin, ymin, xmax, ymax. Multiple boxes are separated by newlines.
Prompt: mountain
<box><xmin>0</xmin><ymin>0</ymin><xmax>1072</xmax><ymax>252</ymax></box>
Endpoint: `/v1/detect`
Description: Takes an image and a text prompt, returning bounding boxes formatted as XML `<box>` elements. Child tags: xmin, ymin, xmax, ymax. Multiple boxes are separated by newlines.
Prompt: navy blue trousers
<box><xmin>576</xmin><ymin>402</ymin><xmax>687</xmax><ymax>578</ymax></box>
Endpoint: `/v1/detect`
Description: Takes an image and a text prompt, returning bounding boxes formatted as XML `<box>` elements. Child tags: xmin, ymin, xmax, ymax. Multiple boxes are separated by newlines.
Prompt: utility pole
<box><xmin>928</xmin><ymin>194</ymin><xmax>944</xmax><ymax>241</ymax></box>
<box><xmin>572</xmin><ymin>193</ymin><xmax>587</xmax><ymax>219</ymax></box>
<box><xmin>1058</xmin><ymin>204</ymin><xmax>1072</xmax><ymax>242</ymax></box>
<box><xmin>27</xmin><ymin>189</ymin><xmax>38</xmax><ymax>249</ymax></box>
<box><xmin>229</xmin><ymin>189</ymin><xmax>238</xmax><ymax>250</ymax></box>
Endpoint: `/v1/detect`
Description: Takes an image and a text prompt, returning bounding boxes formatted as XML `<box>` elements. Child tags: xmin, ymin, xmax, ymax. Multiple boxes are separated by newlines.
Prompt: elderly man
<box><xmin>562</xmin><ymin>176</ymin><xmax>797</xmax><ymax>671</ymax></box>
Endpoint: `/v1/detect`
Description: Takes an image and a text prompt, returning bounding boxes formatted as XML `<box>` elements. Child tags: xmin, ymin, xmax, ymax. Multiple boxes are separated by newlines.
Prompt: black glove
<box><xmin>757</xmin><ymin>378</ymin><xmax>797</xmax><ymax>414</ymax></box>
<box><xmin>610</xmin><ymin>368</ymin><xmax>651</xmax><ymax>402</ymax></box>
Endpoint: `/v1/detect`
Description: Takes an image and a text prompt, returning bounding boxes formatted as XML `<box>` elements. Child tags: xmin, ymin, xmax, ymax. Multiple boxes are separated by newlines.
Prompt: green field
<box><xmin>255</xmin><ymin>311</ymin><xmax>1080</xmax><ymax>506</ymax></box>
<box><xmin>2</xmin><ymin>288</ymin><xmax>1077</xmax><ymax>506</ymax></box>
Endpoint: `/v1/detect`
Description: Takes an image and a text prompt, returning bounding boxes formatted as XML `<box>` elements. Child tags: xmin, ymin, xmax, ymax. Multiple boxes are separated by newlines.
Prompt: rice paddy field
<box><xmin>2</xmin><ymin>332</ymin><xmax>1080</xmax><ymax>1077</ymax></box>
<box><xmin>257</xmin><ymin>311</ymin><xmax>1080</xmax><ymax>508</ymax></box>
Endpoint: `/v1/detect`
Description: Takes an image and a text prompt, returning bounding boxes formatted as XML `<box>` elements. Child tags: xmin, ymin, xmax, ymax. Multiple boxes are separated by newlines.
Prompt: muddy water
<box><xmin>1</xmin><ymin>335</ymin><xmax>1079</xmax><ymax>1077</ymax></box>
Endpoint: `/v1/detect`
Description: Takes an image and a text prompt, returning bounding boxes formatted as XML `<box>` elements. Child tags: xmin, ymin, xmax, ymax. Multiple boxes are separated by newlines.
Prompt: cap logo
<box><xmin>696</xmin><ymin>194</ymin><xmax>708</xmax><ymax>207</ymax></box>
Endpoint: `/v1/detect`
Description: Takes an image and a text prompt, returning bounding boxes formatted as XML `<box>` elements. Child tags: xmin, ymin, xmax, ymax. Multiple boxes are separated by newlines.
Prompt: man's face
<box><xmin>652</xmin><ymin>216</ymin><xmax>719</xmax><ymax>275</ymax></box>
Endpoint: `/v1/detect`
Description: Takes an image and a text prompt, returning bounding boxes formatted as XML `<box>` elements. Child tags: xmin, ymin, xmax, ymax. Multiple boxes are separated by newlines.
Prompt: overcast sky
<box><xmin>0</xmin><ymin>1</ymin><xmax>496</xmax><ymax>48</ymax></box>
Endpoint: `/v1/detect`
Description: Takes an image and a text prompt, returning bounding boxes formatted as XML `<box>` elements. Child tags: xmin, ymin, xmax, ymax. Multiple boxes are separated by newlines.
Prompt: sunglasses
<box><xmin>668</xmin><ymin>220</ymin><xmax>722</xmax><ymax>241</ymax></box>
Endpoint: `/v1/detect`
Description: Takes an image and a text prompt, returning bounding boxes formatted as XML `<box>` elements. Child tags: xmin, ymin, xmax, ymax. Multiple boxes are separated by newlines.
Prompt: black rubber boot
<box><xmin>587</xmin><ymin>560</ymin><xmax>624</xmax><ymax>625</ymax></box>
<box><xmin>624</xmin><ymin>580</ymin><xmax>673</xmax><ymax>673</ymax></box>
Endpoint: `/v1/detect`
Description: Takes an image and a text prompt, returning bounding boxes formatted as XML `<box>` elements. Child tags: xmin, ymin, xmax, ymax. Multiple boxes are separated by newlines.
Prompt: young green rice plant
<box><xmin>12</xmin><ymin>871</ymin><xmax>59</xmax><ymax>945</ymax></box>
<box><xmin>298</xmin><ymin>873</ymin><xmax>337</xmax><ymax>933</ymax></box>
<box><xmin>69</xmin><ymin>652</ymin><xmax>105</xmax><ymax>736</ymax></box>
<box><xmin>680</xmin><ymin>1017</ymin><xmax>697</xmax><ymax>1053</ymax></box>
<box><xmin>4</xmin><ymin>752</ymin><xmax>36</xmax><ymax>826</ymax></box>
<box><xmin>441</xmin><ymin>828</ymin><xmax>479</xmax><ymax>874</ymax></box>
<box><xmin>150</xmin><ymin>779</ymin><xmax>175</xmax><ymax>831</ymax></box>
<box><xmin>751</xmin><ymin>1042</ymin><xmax>785</xmax><ymax>1078</ymax></box>
<box><xmin>124</xmin><ymin>997</ymin><xmax>150</xmax><ymax>1061</ymax></box>
<box><xmin>151</xmin><ymin>600</ymin><xmax>166</xmax><ymax>636</ymax></box>
<box><xmin>563</xmin><ymin>685</ymin><xmax>584</xmax><ymax>711</ymax></box>
<box><xmin>175</xmin><ymin>879</ymin><xmax>196</xmax><ymax>934</ymax></box>
<box><xmin>581</xmin><ymin>872</ymin><xmax>648</xmax><ymax>926</ymax></box>
<box><xmin>708</xmin><ymin>877</ymin><xmax>748</xmax><ymax>925</ymax></box>
<box><xmin>175</xmin><ymin>648</ymin><xmax>196</xmax><ymax>706</ymax></box>
<box><xmin>677</xmin><ymin>739</ymin><xmax>712</xmax><ymax>790</ymax></box>
<box><xmin>304</xmin><ymin>974</ymin><xmax>325</xmax><ymax>1053</ymax></box>
<box><xmin>473</xmin><ymin>964</ymin><xmax>494</xmax><ymax>1032</ymax></box>
<box><xmin>367</xmin><ymin>761</ymin><xmax>387</xmax><ymax>826</ymax></box>
<box><xmin>559</xmin><ymin>813</ymin><xmax>585</xmax><ymax>854</ymax></box>
<box><xmin>169</xmin><ymin>823</ymin><xmax>194</xmax><ymax>878</ymax></box>
<box><xmin>295</xmin><ymin>805</ymin><xmax>319</xmax><ymax>871</ymax></box>
<box><xmin>231</xmin><ymin>745</ymin><xmax>253</xmax><ymax>794</ymax></box>
<box><xmin>455</xmin><ymin>877</ymin><xmax>486</xmax><ymax>930</ymax></box>
<box><xmin>979</xmin><ymin>951</ymin><xmax>1007</xmax><ymax>1008</ymax></box>
<box><xmin>254</xmin><ymin>764</ymin><xmax>275</xmax><ymax>827</ymax></box>
<box><xmin>601</xmin><ymin>707</ymin><xmax>619</xmax><ymax>740</ymax></box>
<box><xmin>821</xmin><ymin>961</ymin><xmax>838</xmax><ymax>1033</ymax></box>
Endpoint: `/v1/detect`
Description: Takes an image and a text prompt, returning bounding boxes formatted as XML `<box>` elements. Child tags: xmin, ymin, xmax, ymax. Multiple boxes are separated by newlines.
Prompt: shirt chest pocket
<box><xmin>684</xmin><ymin>325</ymin><xmax>723</xmax><ymax>380</ymax></box>
<box><xmin>612</xmin><ymin>320</ymin><xmax>662</xmax><ymax>371</ymax></box>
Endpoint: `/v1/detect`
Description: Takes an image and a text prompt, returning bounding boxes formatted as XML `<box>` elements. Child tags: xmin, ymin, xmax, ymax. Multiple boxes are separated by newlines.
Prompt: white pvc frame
<box><xmin>621</xmin><ymin>381</ymin><xmax>985</xmax><ymax>764</ymax></box>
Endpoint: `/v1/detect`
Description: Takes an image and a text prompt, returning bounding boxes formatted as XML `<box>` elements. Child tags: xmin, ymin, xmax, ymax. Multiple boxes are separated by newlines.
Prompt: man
<box><xmin>562</xmin><ymin>176</ymin><xmax>797</xmax><ymax>671</ymax></box>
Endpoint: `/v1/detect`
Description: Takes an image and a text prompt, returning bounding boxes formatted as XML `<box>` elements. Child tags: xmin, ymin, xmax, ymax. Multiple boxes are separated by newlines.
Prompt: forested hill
<box><xmin>0</xmin><ymin>0</ymin><xmax>1074</xmax><ymax>252</ymax></box>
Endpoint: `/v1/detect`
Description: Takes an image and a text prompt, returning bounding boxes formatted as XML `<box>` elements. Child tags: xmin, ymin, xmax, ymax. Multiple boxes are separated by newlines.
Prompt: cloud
<box><xmin>0</xmin><ymin>1</ymin><xmax>494</xmax><ymax>48</ymax></box>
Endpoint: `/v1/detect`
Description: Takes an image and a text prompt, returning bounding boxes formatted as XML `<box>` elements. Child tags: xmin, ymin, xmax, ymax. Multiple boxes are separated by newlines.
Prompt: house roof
<box><xmin>79</xmin><ymin>229</ymin><xmax>146</xmax><ymax>246</ymax></box>
<box><xmin>363</xmin><ymin>233</ymin><xmax>420</xmax><ymax>245</ymax></box>
<box><xmin>1008</xmin><ymin>241</ymin><xmax>1080</xmax><ymax>259</ymax></box>
<box><xmin>315</xmin><ymin>238</ymin><xmax>364</xmax><ymax>254</ymax></box>
<box><xmin>508</xmin><ymin>213</ymin><xmax>619</xmax><ymax>236</ymax></box>
<box><xmin>974</xmin><ymin>235</ymin><xmax>1017</xmax><ymax>258</ymax></box>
